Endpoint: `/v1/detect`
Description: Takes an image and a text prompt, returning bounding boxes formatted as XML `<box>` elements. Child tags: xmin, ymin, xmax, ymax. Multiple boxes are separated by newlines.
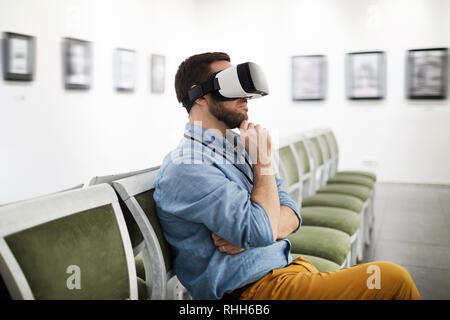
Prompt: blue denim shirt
<box><xmin>153</xmin><ymin>123</ymin><xmax>302</xmax><ymax>300</ymax></box>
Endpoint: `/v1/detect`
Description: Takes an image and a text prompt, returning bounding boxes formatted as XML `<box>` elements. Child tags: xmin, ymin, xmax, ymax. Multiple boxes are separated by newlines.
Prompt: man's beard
<box><xmin>209</xmin><ymin>99</ymin><xmax>248</xmax><ymax>129</ymax></box>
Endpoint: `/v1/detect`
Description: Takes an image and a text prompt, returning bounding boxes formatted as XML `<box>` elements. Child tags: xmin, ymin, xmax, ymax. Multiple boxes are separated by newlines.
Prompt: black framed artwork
<box><xmin>346</xmin><ymin>51</ymin><xmax>386</xmax><ymax>100</ymax></box>
<box><xmin>114</xmin><ymin>48</ymin><xmax>136</xmax><ymax>92</ymax></box>
<box><xmin>63</xmin><ymin>37</ymin><xmax>92</xmax><ymax>90</ymax></box>
<box><xmin>292</xmin><ymin>55</ymin><xmax>326</xmax><ymax>101</ymax></box>
<box><xmin>2</xmin><ymin>32</ymin><xmax>36</xmax><ymax>81</ymax></box>
<box><xmin>151</xmin><ymin>54</ymin><xmax>165</xmax><ymax>94</ymax></box>
<box><xmin>406</xmin><ymin>48</ymin><xmax>448</xmax><ymax>99</ymax></box>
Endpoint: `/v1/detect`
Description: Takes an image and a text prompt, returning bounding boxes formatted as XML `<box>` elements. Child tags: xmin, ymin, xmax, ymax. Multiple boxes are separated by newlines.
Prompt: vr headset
<box><xmin>182</xmin><ymin>62</ymin><xmax>269</xmax><ymax>113</ymax></box>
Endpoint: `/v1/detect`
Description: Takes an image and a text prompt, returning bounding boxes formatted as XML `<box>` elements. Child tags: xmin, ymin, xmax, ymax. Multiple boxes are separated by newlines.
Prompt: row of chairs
<box><xmin>0</xmin><ymin>166</ymin><xmax>189</xmax><ymax>300</ymax></box>
<box><xmin>275</xmin><ymin>128</ymin><xmax>376</xmax><ymax>270</ymax></box>
<box><xmin>0</xmin><ymin>129</ymin><xmax>376</xmax><ymax>299</ymax></box>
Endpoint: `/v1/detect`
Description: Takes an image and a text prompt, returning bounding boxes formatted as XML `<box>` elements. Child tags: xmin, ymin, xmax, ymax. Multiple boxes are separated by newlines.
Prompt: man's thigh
<box><xmin>240</xmin><ymin>257</ymin><xmax>420</xmax><ymax>300</ymax></box>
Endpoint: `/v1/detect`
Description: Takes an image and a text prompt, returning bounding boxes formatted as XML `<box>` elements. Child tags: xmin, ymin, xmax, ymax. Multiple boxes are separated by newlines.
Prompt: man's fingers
<box><xmin>240</xmin><ymin>120</ymin><xmax>248</xmax><ymax>131</ymax></box>
<box><xmin>212</xmin><ymin>233</ymin><xmax>245</xmax><ymax>255</ymax></box>
<box><xmin>212</xmin><ymin>233</ymin><xmax>234</xmax><ymax>247</ymax></box>
<box><xmin>219</xmin><ymin>244</ymin><xmax>244</xmax><ymax>255</ymax></box>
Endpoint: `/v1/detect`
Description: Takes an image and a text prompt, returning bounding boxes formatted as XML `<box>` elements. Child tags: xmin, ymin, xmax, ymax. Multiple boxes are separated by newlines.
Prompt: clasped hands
<box><xmin>211</xmin><ymin>233</ymin><xmax>245</xmax><ymax>255</ymax></box>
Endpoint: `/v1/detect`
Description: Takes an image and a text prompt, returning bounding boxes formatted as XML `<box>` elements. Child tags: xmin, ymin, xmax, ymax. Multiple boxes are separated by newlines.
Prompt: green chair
<box><xmin>277</xmin><ymin>139</ymin><xmax>365</xmax><ymax>263</ymax></box>
<box><xmin>324</xmin><ymin>130</ymin><xmax>376</xmax><ymax>228</ymax></box>
<box><xmin>316</xmin><ymin>131</ymin><xmax>376</xmax><ymax>245</ymax></box>
<box><xmin>302</xmin><ymin>132</ymin><xmax>373</xmax><ymax>255</ymax></box>
<box><xmin>288</xmin><ymin>226</ymin><xmax>351</xmax><ymax>267</ymax></box>
<box><xmin>112</xmin><ymin>169</ymin><xmax>191</xmax><ymax>300</ymax></box>
<box><xmin>325</xmin><ymin>130</ymin><xmax>377</xmax><ymax>182</ymax></box>
<box><xmin>89</xmin><ymin>165</ymin><xmax>177</xmax><ymax>300</ymax></box>
<box><xmin>0</xmin><ymin>184</ymin><xmax>138</xmax><ymax>299</ymax></box>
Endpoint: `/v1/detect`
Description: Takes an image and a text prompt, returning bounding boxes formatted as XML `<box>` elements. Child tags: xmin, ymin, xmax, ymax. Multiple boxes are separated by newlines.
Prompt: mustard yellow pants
<box><xmin>240</xmin><ymin>256</ymin><xmax>421</xmax><ymax>300</ymax></box>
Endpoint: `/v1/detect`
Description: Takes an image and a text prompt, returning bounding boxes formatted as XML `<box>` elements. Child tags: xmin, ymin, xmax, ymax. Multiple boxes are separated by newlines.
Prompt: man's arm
<box><xmin>240</xmin><ymin>121</ymin><xmax>280</xmax><ymax>241</ymax></box>
<box><xmin>277</xmin><ymin>205</ymin><xmax>300</xmax><ymax>239</ymax></box>
<box><xmin>212</xmin><ymin>205</ymin><xmax>299</xmax><ymax>254</ymax></box>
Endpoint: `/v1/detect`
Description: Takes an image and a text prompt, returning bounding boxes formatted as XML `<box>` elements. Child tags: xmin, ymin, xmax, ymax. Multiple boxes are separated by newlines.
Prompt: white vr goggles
<box><xmin>182</xmin><ymin>62</ymin><xmax>269</xmax><ymax>112</ymax></box>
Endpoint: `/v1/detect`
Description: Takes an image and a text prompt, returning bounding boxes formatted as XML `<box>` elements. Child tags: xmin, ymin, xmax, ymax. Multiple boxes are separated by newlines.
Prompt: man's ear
<box><xmin>189</xmin><ymin>84</ymin><xmax>208</xmax><ymax>107</ymax></box>
<box><xmin>194</xmin><ymin>95</ymin><xmax>208</xmax><ymax>106</ymax></box>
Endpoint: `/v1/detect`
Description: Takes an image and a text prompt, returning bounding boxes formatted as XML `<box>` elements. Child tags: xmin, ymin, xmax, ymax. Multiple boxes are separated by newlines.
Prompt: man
<box><xmin>153</xmin><ymin>52</ymin><xmax>420</xmax><ymax>300</ymax></box>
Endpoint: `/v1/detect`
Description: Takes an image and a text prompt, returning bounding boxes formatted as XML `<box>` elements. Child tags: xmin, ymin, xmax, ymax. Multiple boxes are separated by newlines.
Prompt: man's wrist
<box><xmin>254</xmin><ymin>160</ymin><xmax>274</xmax><ymax>175</ymax></box>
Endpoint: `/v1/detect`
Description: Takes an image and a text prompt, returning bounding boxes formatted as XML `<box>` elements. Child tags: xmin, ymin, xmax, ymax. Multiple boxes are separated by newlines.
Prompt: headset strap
<box><xmin>182</xmin><ymin>77</ymin><xmax>220</xmax><ymax>113</ymax></box>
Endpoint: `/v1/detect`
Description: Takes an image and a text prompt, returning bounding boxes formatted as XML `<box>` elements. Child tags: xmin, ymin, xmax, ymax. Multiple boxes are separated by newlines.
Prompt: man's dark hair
<box><xmin>175</xmin><ymin>52</ymin><xmax>230</xmax><ymax>107</ymax></box>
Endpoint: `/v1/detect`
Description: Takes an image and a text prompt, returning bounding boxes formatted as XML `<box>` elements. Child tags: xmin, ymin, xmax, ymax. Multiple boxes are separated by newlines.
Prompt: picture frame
<box><xmin>406</xmin><ymin>48</ymin><xmax>448</xmax><ymax>99</ymax></box>
<box><xmin>346</xmin><ymin>51</ymin><xmax>386</xmax><ymax>100</ymax></box>
<box><xmin>2</xmin><ymin>32</ymin><xmax>36</xmax><ymax>81</ymax></box>
<box><xmin>63</xmin><ymin>37</ymin><xmax>92</xmax><ymax>90</ymax></box>
<box><xmin>151</xmin><ymin>54</ymin><xmax>165</xmax><ymax>94</ymax></box>
<box><xmin>292</xmin><ymin>55</ymin><xmax>326</xmax><ymax>101</ymax></box>
<box><xmin>114</xmin><ymin>48</ymin><xmax>136</xmax><ymax>92</ymax></box>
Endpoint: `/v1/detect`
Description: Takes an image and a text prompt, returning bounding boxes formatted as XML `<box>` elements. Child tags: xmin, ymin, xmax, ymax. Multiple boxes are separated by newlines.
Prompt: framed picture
<box><xmin>292</xmin><ymin>55</ymin><xmax>326</xmax><ymax>101</ymax></box>
<box><xmin>63</xmin><ymin>37</ymin><xmax>92</xmax><ymax>90</ymax></box>
<box><xmin>151</xmin><ymin>54</ymin><xmax>165</xmax><ymax>93</ymax></box>
<box><xmin>114</xmin><ymin>48</ymin><xmax>136</xmax><ymax>92</ymax></box>
<box><xmin>346</xmin><ymin>51</ymin><xmax>386</xmax><ymax>99</ymax></box>
<box><xmin>2</xmin><ymin>32</ymin><xmax>36</xmax><ymax>81</ymax></box>
<box><xmin>406</xmin><ymin>48</ymin><xmax>448</xmax><ymax>99</ymax></box>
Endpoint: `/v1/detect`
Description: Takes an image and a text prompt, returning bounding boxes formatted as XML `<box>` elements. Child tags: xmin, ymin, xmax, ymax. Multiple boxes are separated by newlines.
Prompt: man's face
<box><xmin>206</xmin><ymin>60</ymin><xmax>249</xmax><ymax>129</ymax></box>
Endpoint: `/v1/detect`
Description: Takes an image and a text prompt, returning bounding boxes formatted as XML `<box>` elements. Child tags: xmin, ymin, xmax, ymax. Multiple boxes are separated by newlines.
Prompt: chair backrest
<box><xmin>0</xmin><ymin>184</ymin><xmax>137</xmax><ymax>300</ymax></box>
<box><xmin>292</xmin><ymin>140</ymin><xmax>312</xmax><ymax>175</ymax></box>
<box><xmin>328</xmin><ymin>131</ymin><xmax>339</xmax><ymax>155</ymax></box>
<box><xmin>112</xmin><ymin>169</ymin><xmax>174</xmax><ymax>300</ymax></box>
<box><xmin>304</xmin><ymin>130</ymin><xmax>331</xmax><ymax>190</ymax></box>
<box><xmin>291</xmin><ymin>136</ymin><xmax>316</xmax><ymax>198</ymax></box>
<box><xmin>89</xmin><ymin>166</ymin><xmax>160</xmax><ymax>253</ymax></box>
<box><xmin>316</xmin><ymin>133</ymin><xmax>335</xmax><ymax>181</ymax></box>
<box><xmin>309</xmin><ymin>136</ymin><xmax>325</xmax><ymax>166</ymax></box>
<box><xmin>0</xmin><ymin>183</ymin><xmax>84</xmax><ymax>208</ymax></box>
<box><xmin>276</xmin><ymin>141</ymin><xmax>302</xmax><ymax>204</ymax></box>
<box><xmin>318</xmin><ymin>133</ymin><xmax>332</xmax><ymax>162</ymax></box>
<box><xmin>325</xmin><ymin>130</ymin><xmax>339</xmax><ymax>176</ymax></box>
<box><xmin>88</xmin><ymin>166</ymin><xmax>159</xmax><ymax>186</ymax></box>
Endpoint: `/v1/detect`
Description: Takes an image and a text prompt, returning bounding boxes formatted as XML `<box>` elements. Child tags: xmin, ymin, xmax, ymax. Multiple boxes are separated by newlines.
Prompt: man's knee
<box><xmin>370</xmin><ymin>261</ymin><xmax>420</xmax><ymax>299</ymax></box>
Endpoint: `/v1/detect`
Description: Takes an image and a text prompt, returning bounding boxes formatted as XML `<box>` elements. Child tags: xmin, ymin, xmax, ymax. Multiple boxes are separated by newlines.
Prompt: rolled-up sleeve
<box><xmin>275</xmin><ymin>175</ymin><xmax>302</xmax><ymax>234</ymax></box>
<box><xmin>154</xmin><ymin>162</ymin><xmax>275</xmax><ymax>249</ymax></box>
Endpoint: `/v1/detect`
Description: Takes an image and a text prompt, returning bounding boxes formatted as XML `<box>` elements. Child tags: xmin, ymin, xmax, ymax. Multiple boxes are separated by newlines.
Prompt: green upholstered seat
<box><xmin>288</xmin><ymin>226</ymin><xmax>350</xmax><ymax>266</ymax></box>
<box><xmin>0</xmin><ymin>274</ymin><xmax>10</xmax><ymax>300</ymax></box>
<box><xmin>4</xmin><ymin>204</ymin><xmax>132</xmax><ymax>299</ymax></box>
<box><xmin>300</xmin><ymin>206</ymin><xmax>360</xmax><ymax>236</ymax></box>
<box><xmin>118</xmin><ymin>198</ymin><xmax>144</xmax><ymax>249</ymax></box>
<box><xmin>136</xmin><ymin>252</ymin><xmax>148</xmax><ymax>299</ymax></box>
<box><xmin>317</xmin><ymin>184</ymin><xmax>371</xmax><ymax>202</ymax></box>
<box><xmin>135</xmin><ymin>253</ymin><xmax>146</xmax><ymax>280</ymax></box>
<box><xmin>327</xmin><ymin>175</ymin><xmax>375</xmax><ymax>189</ymax></box>
<box><xmin>137</xmin><ymin>277</ymin><xmax>148</xmax><ymax>300</ymax></box>
<box><xmin>301</xmin><ymin>193</ymin><xmax>364</xmax><ymax>213</ymax></box>
<box><xmin>335</xmin><ymin>170</ymin><xmax>376</xmax><ymax>182</ymax></box>
<box><xmin>291</xmin><ymin>254</ymin><xmax>340</xmax><ymax>272</ymax></box>
<box><xmin>135</xmin><ymin>189</ymin><xmax>172</xmax><ymax>272</ymax></box>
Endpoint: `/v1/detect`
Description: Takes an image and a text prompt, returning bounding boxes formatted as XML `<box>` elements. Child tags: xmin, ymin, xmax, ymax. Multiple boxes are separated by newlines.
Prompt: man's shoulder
<box><xmin>156</xmin><ymin>146</ymin><xmax>221</xmax><ymax>185</ymax></box>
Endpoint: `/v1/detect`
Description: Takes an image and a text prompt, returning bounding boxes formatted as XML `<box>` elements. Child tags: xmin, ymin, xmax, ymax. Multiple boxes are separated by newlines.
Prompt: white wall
<box><xmin>1</xmin><ymin>0</ymin><xmax>449</xmax><ymax>204</ymax></box>
<box><xmin>0</xmin><ymin>0</ymin><xmax>199</xmax><ymax>204</ymax></box>
<box><xmin>195</xmin><ymin>0</ymin><xmax>450</xmax><ymax>185</ymax></box>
